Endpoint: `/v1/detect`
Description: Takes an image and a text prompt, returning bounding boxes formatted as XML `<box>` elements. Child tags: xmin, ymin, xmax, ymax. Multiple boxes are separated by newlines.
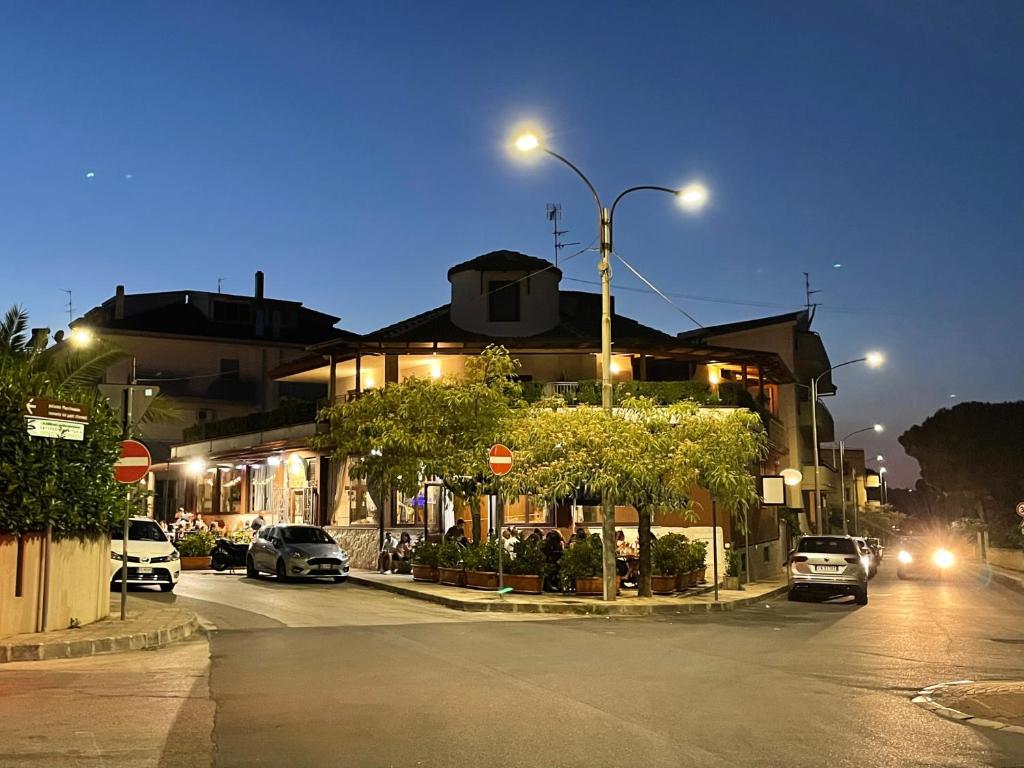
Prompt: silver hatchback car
<box><xmin>787</xmin><ymin>535</ymin><xmax>869</xmax><ymax>605</ymax></box>
<box><xmin>247</xmin><ymin>524</ymin><xmax>350</xmax><ymax>582</ymax></box>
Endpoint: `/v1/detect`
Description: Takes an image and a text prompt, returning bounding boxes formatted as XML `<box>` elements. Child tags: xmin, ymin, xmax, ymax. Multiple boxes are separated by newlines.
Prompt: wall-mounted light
<box><xmin>186</xmin><ymin>457</ymin><xmax>206</xmax><ymax>475</ymax></box>
<box><xmin>267</xmin><ymin>455</ymin><xmax>282</xmax><ymax>467</ymax></box>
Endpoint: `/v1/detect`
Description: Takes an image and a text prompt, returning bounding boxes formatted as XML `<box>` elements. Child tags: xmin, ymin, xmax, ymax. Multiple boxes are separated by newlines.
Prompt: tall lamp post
<box><xmin>838</xmin><ymin>424</ymin><xmax>884</xmax><ymax>535</ymax></box>
<box><xmin>809</xmin><ymin>352</ymin><xmax>884</xmax><ymax>534</ymax></box>
<box><xmin>513</xmin><ymin>130</ymin><xmax>708</xmax><ymax>600</ymax></box>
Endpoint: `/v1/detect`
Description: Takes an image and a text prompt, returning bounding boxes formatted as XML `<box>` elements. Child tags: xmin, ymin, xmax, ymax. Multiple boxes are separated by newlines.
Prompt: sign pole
<box><xmin>121</xmin><ymin>489</ymin><xmax>130</xmax><ymax>620</ymax></box>
<box><xmin>711</xmin><ymin>497</ymin><xmax>720</xmax><ymax>603</ymax></box>
<box><xmin>496</xmin><ymin>479</ymin><xmax>503</xmax><ymax>591</ymax></box>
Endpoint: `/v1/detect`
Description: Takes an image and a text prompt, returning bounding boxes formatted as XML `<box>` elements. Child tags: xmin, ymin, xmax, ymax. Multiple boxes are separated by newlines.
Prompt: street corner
<box><xmin>912</xmin><ymin>680</ymin><xmax>1024</xmax><ymax>735</ymax></box>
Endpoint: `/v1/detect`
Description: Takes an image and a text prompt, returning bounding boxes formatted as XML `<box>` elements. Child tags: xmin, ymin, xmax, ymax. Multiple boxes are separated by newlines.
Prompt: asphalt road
<box><xmin>2</xmin><ymin>562</ymin><xmax>1023</xmax><ymax>768</ymax></box>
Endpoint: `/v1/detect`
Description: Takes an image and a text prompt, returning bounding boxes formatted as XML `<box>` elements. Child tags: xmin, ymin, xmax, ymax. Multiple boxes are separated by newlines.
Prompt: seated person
<box><xmin>391</xmin><ymin>532</ymin><xmax>414</xmax><ymax>572</ymax></box>
<box><xmin>378</xmin><ymin>532</ymin><xmax>397</xmax><ymax>573</ymax></box>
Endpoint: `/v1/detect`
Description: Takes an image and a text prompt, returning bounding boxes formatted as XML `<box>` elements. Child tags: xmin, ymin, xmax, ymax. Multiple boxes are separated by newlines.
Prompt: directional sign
<box><xmin>26</xmin><ymin>397</ymin><xmax>90</xmax><ymax>423</ymax></box>
<box><xmin>488</xmin><ymin>444</ymin><xmax>513</xmax><ymax>476</ymax></box>
<box><xmin>25</xmin><ymin>417</ymin><xmax>85</xmax><ymax>441</ymax></box>
<box><xmin>115</xmin><ymin>439</ymin><xmax>152</xmax><ymax>484</ymax></box>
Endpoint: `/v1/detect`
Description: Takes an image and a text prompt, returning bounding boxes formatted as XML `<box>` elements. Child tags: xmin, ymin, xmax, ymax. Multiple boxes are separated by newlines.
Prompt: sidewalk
<box><xmin>349</xmin><ymin>570</ymin><xmax>788</xmax><ymax>615</ymax></box>
<box><xmin>914</xmin><ymin>680</ymin><xmax>1024</xmax><ymax>735</ymax></box>
<box><xmin>980</xmin><ymin>562</ymin><xmax>1024</xmax><ymax>596</ymax></box>
<box><xmin>0</xmin><ymin>596</ymin><xmax>199</xmax><ymax>663</ymax></box>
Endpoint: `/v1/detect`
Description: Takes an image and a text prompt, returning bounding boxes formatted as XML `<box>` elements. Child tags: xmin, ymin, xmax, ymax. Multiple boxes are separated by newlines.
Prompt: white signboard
<box><xmin>760</xmin><ymin>475</ymin><xmax>786</xmax><ymax>506</ymax></box>
<box><xmin>25</xmin><ymin>417</ymin><xmax>86</xmax><ymax>441</ymax></box>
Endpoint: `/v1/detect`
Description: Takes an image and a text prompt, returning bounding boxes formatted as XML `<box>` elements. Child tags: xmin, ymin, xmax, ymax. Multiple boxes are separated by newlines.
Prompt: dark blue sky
<box><xmin>3</xmin><ymin>1</ymin><xmax>1022</xmax><ymax>483</ymax></box>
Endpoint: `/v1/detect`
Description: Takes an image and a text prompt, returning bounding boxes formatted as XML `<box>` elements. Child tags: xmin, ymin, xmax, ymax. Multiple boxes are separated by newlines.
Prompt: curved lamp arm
<box><xmin>609</xmin><ymin>185</ymin><xmax>679</xmax><ymax>220</ymax></box>
<box><xmin>543</xmin><ymin>148</ymin><xmax>602</xmax><ymax>214</ymax></box>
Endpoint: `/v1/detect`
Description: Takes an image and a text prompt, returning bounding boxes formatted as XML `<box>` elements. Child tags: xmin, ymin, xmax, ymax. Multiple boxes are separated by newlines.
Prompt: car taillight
<box><xmin>844</xmin><ymin>557</ymin><xmax>860</xmax><ymax>564</ymax></box>
<box><xmin>792</xmin><ymin>556</ymin><xmax>808</xmax><ymax>563</ymax></box>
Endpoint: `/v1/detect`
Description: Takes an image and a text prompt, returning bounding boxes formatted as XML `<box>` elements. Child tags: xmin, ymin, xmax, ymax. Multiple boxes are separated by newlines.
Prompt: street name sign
<box><xmin>115</xmin><ymin>439</ymin><xmax>152</xmax><ymax>484</ymax></box>
<box><xmin>25</xmin><ymin>397</ymin><xmax>90</xmax><ymax>423</ymax></box>
<box><xmin>25</xmin><ymin>417</ymin><xmax>85</xmax><ymax>441</ymax></box>
<box><xmin>488</xmin><ymin>444</ymin><xmax>513</xmax><ymax>476</ymax></box>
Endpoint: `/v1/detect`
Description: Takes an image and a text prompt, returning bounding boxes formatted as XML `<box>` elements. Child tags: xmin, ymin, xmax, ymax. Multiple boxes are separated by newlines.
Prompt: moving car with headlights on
<box><xmin>246</xmin><ymin>523</ymin><xmax>351</xmax><ymax>582</ymax></box>
<box><xmin>895</xmin><ymin>536</ymin><xmax>957</xmax><ymax>579</ymax></box>
<box><xmin>787</xmin><ymin>535</ymin><xmax>869</xmax><ymax>605</ymax></box>
<box><xmin>853</xmin><ymin>536</ymin><xmax>878</xmax><ymax>578</ymax></box>
<box><xmin>110</xmin><ymin>517</ymin><xmax>181</xmax><ymax>592</ymax></box>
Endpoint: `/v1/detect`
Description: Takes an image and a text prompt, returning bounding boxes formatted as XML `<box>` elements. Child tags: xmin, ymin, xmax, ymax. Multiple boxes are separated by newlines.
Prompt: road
<box><xmin>2</xmin><ymin>562</ymin><xmax>1023</xmax><ymax>767</ymax></box>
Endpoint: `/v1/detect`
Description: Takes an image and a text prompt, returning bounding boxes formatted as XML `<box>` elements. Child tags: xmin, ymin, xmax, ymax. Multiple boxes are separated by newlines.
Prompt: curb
<box><xmin>911</xmin><ymin>680</ymin><xmax>1024</xmax><ymax>735</ymax></box>
<box><xmin>986</xmin><ymin>569</ymin><xmax>1024</xmax><ymax>597</ymax></box>
<box><xmin>349</xmin><ymin>575</ymin><xmax>788</xmax><ymax>616</ymax></box>
<box><xmin>0</xmin><ymin>611</ymin><xmax>200</xmax><ymax>664</ymax></box>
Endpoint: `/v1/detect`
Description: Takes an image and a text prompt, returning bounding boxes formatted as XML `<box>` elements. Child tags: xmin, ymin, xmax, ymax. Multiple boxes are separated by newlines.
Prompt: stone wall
<box><xmin>989</xmin><ymin>547</ymin><xmax>1024</xmax><ymax>574</ymax></box>
<box><xmin>326</xmin><ymin>527</ymin><xmax>431</xmax><ymax>570</ymax></box>
<box><xmin>0</xmin><ymin>533</ymin><xmax>111</xmax><ymax>634</ymax></box>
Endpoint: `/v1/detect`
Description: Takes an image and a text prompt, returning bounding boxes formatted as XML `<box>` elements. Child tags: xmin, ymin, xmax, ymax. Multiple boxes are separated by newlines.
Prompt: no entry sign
<box><xmin>115</xmin><ymin>439</ymin><xmax>152</xmax><ymax>484</ymax></box>
<box><xmin>488</xmin><ymin>444</ymin><xmax>513</xmax><ymax>476</ymax></box>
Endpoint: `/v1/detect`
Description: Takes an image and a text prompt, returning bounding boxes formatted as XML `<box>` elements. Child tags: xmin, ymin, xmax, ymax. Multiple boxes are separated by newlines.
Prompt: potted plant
<box><xmin>503</xmin><ymin>537</ymin><xmax>545</xmax><ymax>594</ymax></box>
<box><xmin>559</xmin><ymin>535</ymin><xmax>604</xmax><ymax>595</ymax></box>
<box><xmin>688</xmin><ymin>540</ymin><xmax>708</xmax><ymax>588</ymax></box>
<box><xmin>724</xmin><ymin>547</ymin><xmax>743</xmax><ymax>590</ymax></box>
<box><xmin>463</xmin><ymin>540</ymin><xmax>502</xmax><ymax>590</ymax></box>
<box><xmin>651</xmin><ymin>534</ymin><xmax>685</xmax><ymax>594</ymax></box>
<box><xmin>176</xmin><ymin>530</ymin><xmax>216</xmax><ymax>570</ymax></box>
<box><xmin>411</xmin><ymin>540</ymin><xmax>440</xmax><ymax>582</ymax></box>
<box><xmin>437</xmin><ymin>540</ymin><xmax>466</xmax><ymax>586</ymax></box>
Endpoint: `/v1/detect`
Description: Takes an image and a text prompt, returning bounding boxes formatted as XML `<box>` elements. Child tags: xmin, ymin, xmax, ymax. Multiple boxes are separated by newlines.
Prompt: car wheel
<box><xmin>854</xmin><ymin>586</ymin><xmax>868</xmax><ymax>605</ymax></box>
<box><xmin>896</xmin><ymin>569</ymin><xmax>908</xmax><ymax>580</ymax></box>
<box><xmin>246</xmin><ymin>556</ymin><xmax>259</xmax><ymax>579</ymax></box>
<box><xmin>333</xmin><ymin>576</ymin><xmax>347</xmax><ymax>584</ymax></box>
<box><xmin>275</xmin><ymin>559</ymin><xmax>288</xmax><ymax>581</ymax></box>
<box><xmin>159</xmin><ymin>583</ymin><xmax>175</xmax><ymax>593</ymax></box>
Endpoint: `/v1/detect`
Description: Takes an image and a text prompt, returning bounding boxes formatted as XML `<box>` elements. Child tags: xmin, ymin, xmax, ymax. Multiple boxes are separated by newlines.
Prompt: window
<box><xmin>347</xmin><ymin>480</ymin><xmax>379</xmax><ymax>525</ymax></box>
<box><xmin>796</xmin><ymin>536</ymin><xmax>857</xmax><ymax>555</ymax></box>
<box><xmin>488</xmin><ymin>281</ymin><xmax>520</xmax><ymax>322</ymax></box>
<box><xmin>213</xmin><ymin>300</ymin><xmax>252</xmax><ymax>323</ymax></box>
<box><xmin>112</xmin><ymin>519</ymin><xmax>168</xmax><ymax>542</ymax></box>
<box><xmin>503</xmin><ymin>496</ymin><xmax>552</xmax><ymax>526</ymax></box>
<box><xmin>250</xmin><ymin>464</ymin><xmax>272</xmax><ymax>514</ymax></box>
<box><xmin>220</xmin><ymin>467</ymin><xmax>244</xmax><ymax>514</ymax></box>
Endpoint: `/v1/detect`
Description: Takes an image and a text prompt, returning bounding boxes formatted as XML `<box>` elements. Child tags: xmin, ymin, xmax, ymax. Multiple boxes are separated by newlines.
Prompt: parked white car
<box><xmin>110</xmin><ymin>517</ymin><xmax>181</xmax><ymax>592</ymax></box>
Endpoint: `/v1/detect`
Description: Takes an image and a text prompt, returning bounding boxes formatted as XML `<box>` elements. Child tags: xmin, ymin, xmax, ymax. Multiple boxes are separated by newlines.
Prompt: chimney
<box><xmin>255</xmin><ymin>271</ymin><xmax>265</xmax><ymax>301</ymax></box>
<box><xmin>114</xmin><ymin>285</ymin><xmax>125</xmax><ymax>320</ymax></box>
<box><xmin>30</xmin><ymin>327</ymin><xmax>50</xmax><ymax>348</ymax></box>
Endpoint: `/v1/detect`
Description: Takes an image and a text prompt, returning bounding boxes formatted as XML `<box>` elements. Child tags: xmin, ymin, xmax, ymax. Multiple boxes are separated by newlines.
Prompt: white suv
<box><xmin>110</xmin><ymin>517</ymin><xmax>181</xmax><ymax>592</ymax></box>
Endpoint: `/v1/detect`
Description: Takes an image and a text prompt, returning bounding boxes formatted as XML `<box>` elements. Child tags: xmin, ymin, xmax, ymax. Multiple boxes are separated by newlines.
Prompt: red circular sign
<box><xmin>115</xmin><ymin>439</ymin><xmax>152</xmax><ymax>484</ymax></box>
<box><xmin>488</xmin><ymin>443</ymin><xmax>513</xmax><ymax>476</ymax></box>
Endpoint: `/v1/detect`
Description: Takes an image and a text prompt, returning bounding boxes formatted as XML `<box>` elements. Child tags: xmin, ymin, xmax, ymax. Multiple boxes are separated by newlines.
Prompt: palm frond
<box><xmin>0</xmin><ymin>305</ymin><xmax>29</xmax><ymax>356</ymax></box>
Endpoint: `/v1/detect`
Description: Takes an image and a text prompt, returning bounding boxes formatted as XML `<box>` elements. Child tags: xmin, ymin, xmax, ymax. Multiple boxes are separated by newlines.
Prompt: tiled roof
<box><xmin>446</xmin><ymin>250</ymin><xmax>560</xmax><ymax>281</ymax></box>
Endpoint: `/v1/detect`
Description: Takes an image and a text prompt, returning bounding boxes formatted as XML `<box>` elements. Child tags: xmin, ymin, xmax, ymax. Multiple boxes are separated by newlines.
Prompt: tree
<box><xmin>504</xmin><ymin>396</ymin><xmax>767</xmax><ymax>597</ymax></box>
<box><xmin>0</xmin><ymin>307</ymin><xmax>135</xmax><ymax>535</ymax></box>
<box><xmin>900</xmin><ymin>402</ymin><xmax>1024</xmax><ymax>541</ymax></box>
<box><xmin>313</xmin><ymin>346</ymin><xmax>521</xmax><ymax>543</ymax></box>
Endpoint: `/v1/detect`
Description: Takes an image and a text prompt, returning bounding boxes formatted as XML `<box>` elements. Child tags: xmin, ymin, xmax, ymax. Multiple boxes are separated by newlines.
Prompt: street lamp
<box><xmin>809</xmin><ymin>352</ymin><xmax>884</xmax><ymax>534</ymax></box>
<box><xmin>838</xmin><ymin>424</ymin><xmax>884</xmax><ymax>535</ymax></box>
<box><xmin>513</xmin><ymin>128</ymin><xmax>708</xmax><ymax>600</ymax></box>
<box><xmin>68</xmin><ymin>326</ymin><xmax>94</xmax><ymax>348</ymax></box>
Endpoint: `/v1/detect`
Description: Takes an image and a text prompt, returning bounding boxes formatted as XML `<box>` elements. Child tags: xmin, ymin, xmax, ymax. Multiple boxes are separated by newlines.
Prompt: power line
<box><xmin>483</xmin><ymin>239</ymin><xmax>598</xmax><ymax>299</ymax></box>
<box><xmin>612</xmin><ymin>251</ymin><xmax>704</xmax><ymax>328</ymax></box>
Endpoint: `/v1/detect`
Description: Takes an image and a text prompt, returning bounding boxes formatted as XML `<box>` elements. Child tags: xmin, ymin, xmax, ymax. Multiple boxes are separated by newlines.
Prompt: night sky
<box><xmin>3</xmin><ymin>1</ymin><xmax>1022</xmax><ymax>484</ymax></box>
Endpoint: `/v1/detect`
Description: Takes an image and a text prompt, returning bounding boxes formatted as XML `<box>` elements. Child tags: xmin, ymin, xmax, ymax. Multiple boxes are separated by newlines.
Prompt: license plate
<box><xmin>137</xmin><ymin>566</ymin><xmax>153</xmax><ymax>574</ymax></box>
<box><xmin>815</xmin><ymin>565</ymin><xmax>841</xmax><ymax>572</ymax></box>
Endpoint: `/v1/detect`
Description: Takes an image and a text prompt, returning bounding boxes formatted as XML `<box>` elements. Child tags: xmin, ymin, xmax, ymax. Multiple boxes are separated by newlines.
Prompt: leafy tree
<box><xmin>504</xmin><ymin>397</ymin><xmax>766</xmax><ymax>597</ymax></box>
<box><xmin>313</xmin><ymin>346</ymin><xmax>521</xmax><ymax>543</ymax></box>
<box><xmin>0</xmin><ymin>307</ymin><xmax>135</xmax><ymax>535</ymax></box>
<box><xmin>899</xmin><ymin>402</ymin><xmax>1024</xmax><ymax>539</ymax></box>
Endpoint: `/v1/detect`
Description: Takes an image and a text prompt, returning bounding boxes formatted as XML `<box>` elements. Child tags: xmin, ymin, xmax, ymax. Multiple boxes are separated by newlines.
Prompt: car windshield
<box><xmin>281</xmin><ymin>527</ymin><xmax>333</xmax><ymax>545</ymax></box>
<box><xmin>797</xmin><ymin>537</ymin><xmax>857</xmax><ymax>555</ymax></box>
<box><xmin>111</xmin><ymin>520</ymin><xmax>167</xmax><ymax>542</ymax></box>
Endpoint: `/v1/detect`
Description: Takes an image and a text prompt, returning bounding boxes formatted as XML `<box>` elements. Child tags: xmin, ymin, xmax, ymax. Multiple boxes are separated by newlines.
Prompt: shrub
<box><xmin>412</xmin><ymin>539</ymin><xmax>440</xmax><ymax>567</ymax></box>
<box><xmin>227</xmin><ymin>529</ymin><xmax>253</xmax><ymax>544</ymax></box>
<box><xmin>507</xmin><ymin>537</ymin><xmax>547</xmax><ymax>576</ymax></box>
<box><xmin>176</xmin><ymin>530</ymin><xmax>216</xmax><ymax>557</ymax></box>
<box><xmin>462</xmin><ymin>540</ymin><xmax>502</xmax><ymax>572</ymax></box>
<box><xmin>651</xmin><ymin>533</ymin><xmax>688</xmax><ymax>576</ymax></box>
<box><xmin>437</xmin><ymin>540</ymin><xmax>465</xmax><ymax>569</ymax></box>
<box><xmin>687</xmin><ymin>540</ymin><xmax>708</xmax><ymax>572</ymax></box>
<box><xmin>725</xmin><ymin>547</ymin><xmax>742</xmax><ymax>577</ymax></box>
<box><xmin>559</xmin><ymin>535</ymin><xmax>603</xmax><ymax>589</ymax></box>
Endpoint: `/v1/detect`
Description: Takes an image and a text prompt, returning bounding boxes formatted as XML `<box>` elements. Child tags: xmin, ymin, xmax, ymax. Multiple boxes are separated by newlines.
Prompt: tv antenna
<box><xmin>217</xmin><ymin>277</ymin><xmax>225</xmax><ymax>294</ymax></box>
<box><xmin>546</xmin><ymin>203</ymin><xmax>579</xmax><ymax>267</ymax></box>
<box><xmin>803</xmin><ymin>272</ymin><xmax>822</xmax><ymax>318</ymax></box>
<box><xmin>61</xmin><ymin>289</ymin><xmax>74</xmax><ymax>324</ymax></box>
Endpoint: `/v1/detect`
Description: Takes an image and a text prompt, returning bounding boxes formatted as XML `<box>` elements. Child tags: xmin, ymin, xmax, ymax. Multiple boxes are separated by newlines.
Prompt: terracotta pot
<box><xmin>438</xmin><ymin>566</ymin><xmax>466</xmax><ymax>587</ymax></box>
<box><xmin>651</xmin><ymin>574</ymin><xmax>677</xmax><ymax>595</ymax></box>
<box><xmin>466</xmin><ymin>570</ymin><xmax>500</xmax><ymax>590</ymax></box>
<box><xmin>411</xmin><ymin>564</ymin><xmax>439</xmax><ymax>583</ymax></box>
<box><xmin>502</xmin><ymin>573</ymin><xmax>542</xmax><ymax>594</ymax></box>
<box><xmin>180</xmin><ymin>556</ymin><xmax>211</xmax><ymax>570</ymax></box>
<box><xmin>573</xmin><ymin>576</ymin><xmax>604</xmax><ymax>595</ymax></box>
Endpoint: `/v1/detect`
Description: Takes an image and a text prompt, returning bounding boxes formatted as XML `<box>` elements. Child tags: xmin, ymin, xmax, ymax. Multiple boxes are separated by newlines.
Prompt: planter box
<box><xmin>651</xmin><ymin>574</ymin><xmax>677</xmax><ymax>595</ymax></box>
<box><xmin>676</xmin><ymin>569</ymin><xmax>700</xmax><ymax>590</ymax></box>
<box><xmin>411</xmin><ymin>564</ymin><xmax>439</xmax><ymax>583</ymax></box>
<box><xmin>466</xmin><ymin>570</ymin><xmax>500</xmax><ymax>590</ymax></box>
<box><xmin>502</xmin><ymin>573</ymin><xmax>542</xmax><ymax>594</ymax></box>
<box><xmin>181</xmin><ymin>556</ymin><xmax>212</xmax><ymax>570</ymax></box>
<box><xmin>438</xmin><ymin>566</ymin><xmax>466</xmax><ymax>587</ymax></box>
<box><xmin>573</xmin><ymin>576</ymin><xmax>604</xmax><ymax>595</ymax></box>
<box><xmin>723</xmin><ymin>575</ymin><xmax>743</xmax><ymax>590</ymax></box>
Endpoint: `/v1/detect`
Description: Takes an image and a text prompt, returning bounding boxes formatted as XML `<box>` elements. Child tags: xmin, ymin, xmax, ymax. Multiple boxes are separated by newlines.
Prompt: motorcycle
<box><xmin>210</xmin><ymin>537</ymin><xmax>251</xmax><ymax>571</ymax></box>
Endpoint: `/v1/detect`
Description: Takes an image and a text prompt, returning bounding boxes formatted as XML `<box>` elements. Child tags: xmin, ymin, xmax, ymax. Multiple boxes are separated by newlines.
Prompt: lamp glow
<box><xmin>68</xmin><ymin>327</ymin><xmax>94</xmax><ymax>348</ymax></box>
<box><xmin>186</xmin><ymin>458</ymin><xmax>206</xmax><ymax>475</ymax></box>
<box><xmin>267</xmin><ymin>455</ymin><xmax>282</xmax><ymax>467</ymax></box>
<box><xmin>781</xmin><ymin>468</ymin><xmax>803</xmax><ymax>486</ymax></box>
<box><xmin>677</xmin><ymin>183</ymin><xmax>709</xmax><ymax>212</ymax></box>
<box><xmin>933</xmin><ymin>548</ymin><xmax>955</xmax><ymax>569</ymax></box>
<box><xmin>865</xmin><ymin>351</ymin><xmax>885</xmax><ymax>368</ymax></box>
<box><xmin>897</xmin><ymin>550</ymin><xmax>913</xmax><ymax>564</ymax></box>
<box><xmin>514</xmin><ymin>132</ymin><xmax>540</xmax><ymax>152</ymax></box>
<box><xmin>609</xmin><ymin>361</ymin><xmax>621</xmax><ymax>375</ymax></box>
<box><xmin>707</xmin><ymin>368</ymin><xmax>721</xmax><ymax>386</ymax></box>
<box><xmin>430</xmin><ymin>360</ymin><xmax>442</xmax><ymax>379</ymax></box>
<box><xmin>873</xmin><ymin>424</ymin><xmax>884</xmax><ymax>433</ymax></box>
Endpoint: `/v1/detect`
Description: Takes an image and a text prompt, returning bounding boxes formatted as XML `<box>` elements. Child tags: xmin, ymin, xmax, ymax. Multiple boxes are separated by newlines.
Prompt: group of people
<box><xmin>162</xmin><ymin>508</ymin><xmax>263</xmax><ymax>542</ymax></box>
<box><xmin>378</xmin><ymin>531</ymin><xmax>415</xmax><ymax>573</ymax></box>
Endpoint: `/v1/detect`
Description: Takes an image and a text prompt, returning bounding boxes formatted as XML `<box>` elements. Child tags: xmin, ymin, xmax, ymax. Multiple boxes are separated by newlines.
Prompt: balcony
<box><xmin>802</xmin><ymin>464</ymin><xmax>837</xmax><ymax>492</ymax></box>
<box><xmin>799</xmin><ymin>398</ymin><xmax>835</xmax><ymax>444</ymax></box>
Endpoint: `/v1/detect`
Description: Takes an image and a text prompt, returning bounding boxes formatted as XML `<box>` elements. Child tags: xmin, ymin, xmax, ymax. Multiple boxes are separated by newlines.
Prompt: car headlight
<box><xmin>897</xmin><ymin>550</ymin><xmax>913</xmax><ymax>564</ymax></box>
<box><xmin>111</xmin><ymin>551</ymin><xmax>124</xmax><ymax>561</ymax></box>
<box><xmin>860</xmin><ymin>556</ymin><xmax>871</xmax><ymax>571</ymax></box>
<box><xmin>288</xmin><ymin>550</ymin><xmax>306</xmax><ymax>559</ymax></box>
<box><xmin>170</xmin><ymin>550</ymin><xmax>180</xmax><ymax>561</ymax></box>
<box><xmin>933</xmin><ymin>548</ymin><xmax>955</xmax><ymax>569</ymax></box>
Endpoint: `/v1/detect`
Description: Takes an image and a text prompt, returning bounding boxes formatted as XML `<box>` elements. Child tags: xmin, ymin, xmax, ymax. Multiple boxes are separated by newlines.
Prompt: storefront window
<box><xmin>198</xmin><ymin>469</ymin><xmax>216</xmax><ymax>514</ymax></box>
<box><xmin>219</xmin><ymin>467</ymin><xmax>244</xmax><ymax>514</ymax></box>
<box><xmin>348</xmin><ymin>480</ymin><xmax>379</xmax><ymax>526</ymax></box>
<box><xmin>250</xmin><ymin>464</ymin><xmax>272</xmax><ymax>514</ymax></box>
<box><xmin>503</xmin><ymin>496</ymin><xmax>552</xmax><ymax>526</ymax></box>
<box><xmin>394</xmin><ymin>491</ymin><xmax>422</xmax><ymax>526</ymax></box>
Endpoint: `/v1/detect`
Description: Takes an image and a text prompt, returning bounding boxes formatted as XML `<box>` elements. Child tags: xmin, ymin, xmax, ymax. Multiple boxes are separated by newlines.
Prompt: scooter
<box><xmin>211</xmin><ymin>537</ymin><xmax>250</xmax><ymax>571</ymax></box>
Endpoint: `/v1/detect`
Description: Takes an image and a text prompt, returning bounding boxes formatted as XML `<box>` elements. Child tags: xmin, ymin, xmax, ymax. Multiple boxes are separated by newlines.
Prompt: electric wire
<box><xmin>612</xmin><ymin>251</ymin><xmax>704</xmax><ymax>328</ymax></box>
<box><xmin>483</xmin><ymin>238</ymin><xmax>598</xmax><ymax>299</ymax></box>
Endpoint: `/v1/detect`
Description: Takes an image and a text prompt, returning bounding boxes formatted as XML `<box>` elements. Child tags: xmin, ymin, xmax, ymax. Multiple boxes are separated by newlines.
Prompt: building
<box><xmin>73</xmin><ymin>271</ymin><xmax>355</xmax><ymax>518</ymax></box>
<box><xmin>172</xmin><ymin>250</ymin><xmax>804</xmax><ymax>572</ymax></box>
